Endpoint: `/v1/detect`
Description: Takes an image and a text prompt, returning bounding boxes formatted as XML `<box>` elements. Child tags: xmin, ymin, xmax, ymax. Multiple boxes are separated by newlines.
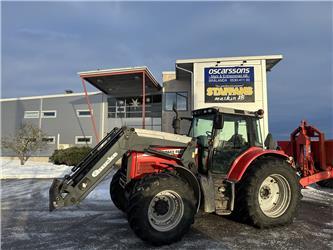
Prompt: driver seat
<box><xmin>228</xmin><ymin>134</ymin><xmax>246</xmax><ymax>148</ymax></box>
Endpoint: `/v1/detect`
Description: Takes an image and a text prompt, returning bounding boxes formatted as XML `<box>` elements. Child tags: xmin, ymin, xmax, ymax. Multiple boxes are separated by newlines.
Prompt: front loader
<box><xmin>50</xmin><ymin>107</ymin><xmax>301</xmax><ymax>245</ymax></box>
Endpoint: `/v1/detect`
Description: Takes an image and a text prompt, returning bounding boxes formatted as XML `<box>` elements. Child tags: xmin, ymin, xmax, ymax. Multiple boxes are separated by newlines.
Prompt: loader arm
<box><xmin>49</xmin><ymin>127</ymin><xmax>193</xmax><ymax>211</ymax></box>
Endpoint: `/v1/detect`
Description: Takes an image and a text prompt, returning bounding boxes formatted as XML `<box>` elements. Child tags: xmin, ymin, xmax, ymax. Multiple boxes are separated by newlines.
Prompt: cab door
<box><xmin>209</xmin><ymin>114</ymin><xmax>251</xmax><ymax>174</ymax></box>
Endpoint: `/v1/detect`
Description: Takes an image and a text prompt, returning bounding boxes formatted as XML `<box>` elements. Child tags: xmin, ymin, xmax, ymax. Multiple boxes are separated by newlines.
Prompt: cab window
<box><xmin>188</xmin><ymin>114</ymin><xmax>214</xmax><ymax>138</ymax></box>
<box><xmin>217</xmin><ymin>115</ymin><xmax>249</xmax><ymax>149</ymax></box>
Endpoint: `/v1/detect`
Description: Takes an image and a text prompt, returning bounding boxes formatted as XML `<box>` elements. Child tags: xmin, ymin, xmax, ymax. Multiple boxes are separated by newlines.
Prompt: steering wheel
<box><xmin>206</xmin><ymin>131</ymin><xmax>212</xmax><ymax>137</ymax></box>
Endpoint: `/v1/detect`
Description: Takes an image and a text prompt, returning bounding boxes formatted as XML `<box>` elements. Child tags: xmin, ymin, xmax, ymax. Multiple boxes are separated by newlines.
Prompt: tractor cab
<box><xmin>187</xmin><ymin>107</ymin><xmax>264</xmax><ymax>175</ymax></box>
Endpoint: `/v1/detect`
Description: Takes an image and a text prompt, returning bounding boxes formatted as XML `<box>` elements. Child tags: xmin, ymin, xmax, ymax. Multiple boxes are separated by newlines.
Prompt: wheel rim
<box><xmin>258</xmin><ymin>174</ymin><xmax>291</xmax><ymax>218</ymax></box>
<box><xmin>148</xmin><ymin>190</ymin><xmax>184</xmax><ymax>232</ymax></box>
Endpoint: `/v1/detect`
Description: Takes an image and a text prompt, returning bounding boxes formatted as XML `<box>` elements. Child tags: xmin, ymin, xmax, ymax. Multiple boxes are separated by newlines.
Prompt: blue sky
<box><xmin>1</xmin><ymin>2</ymin><xmax>332</xmax><ymax>138</ymax></box>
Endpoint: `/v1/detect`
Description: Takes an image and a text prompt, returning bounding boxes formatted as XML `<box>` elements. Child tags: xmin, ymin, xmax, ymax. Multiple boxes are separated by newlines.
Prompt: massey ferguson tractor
<box><xmin>49</xmin><ymin>106</ymin><xmax>331</xmax><ymax>245</ymax></box>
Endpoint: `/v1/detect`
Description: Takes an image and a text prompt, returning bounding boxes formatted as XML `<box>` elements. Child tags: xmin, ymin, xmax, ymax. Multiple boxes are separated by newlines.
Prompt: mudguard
<box><xmin>226</xmin><ymin>147</ymin><xmax>291</xmax><ymax>182</ymax></box>
<box><xmin>173</xmin><ymin>165</ymin><xmax>201</xmax><ymax>212</ymax></box>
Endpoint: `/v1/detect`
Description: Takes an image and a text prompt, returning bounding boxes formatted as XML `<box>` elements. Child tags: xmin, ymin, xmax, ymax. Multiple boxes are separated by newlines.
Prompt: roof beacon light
<box><xmin>256</xmin><ymin>109</ymin><xmax>264</xmax><ymax>118</ymax></box>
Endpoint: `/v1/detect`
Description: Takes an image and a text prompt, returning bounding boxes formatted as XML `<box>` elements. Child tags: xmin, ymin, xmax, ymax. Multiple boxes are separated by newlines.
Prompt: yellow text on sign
<box><xmin>206</xmin><ymin>87</ymin><xmax>253</xmax><ymax>96</ymax></box>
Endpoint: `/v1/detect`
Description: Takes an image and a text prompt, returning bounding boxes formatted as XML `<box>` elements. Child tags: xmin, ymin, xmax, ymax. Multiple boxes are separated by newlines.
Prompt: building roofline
<box><xmin>176</xmin><ymin>55</ymin><xmax>283</xmax><ymax>64</ymax></box>
<box><xmin>78</xmin><ymin>66</ymin><xmax>161</xmax><ymax>88</ymax></box>
<box><xmin>0</xmin><ymin>91</ymin><xmax>101</xmax><ymax>102</ymax></box>
<box><xmin>78</xmin><ymin>66</ymin><xmax>149</xmax><ymax>75</ymax></box>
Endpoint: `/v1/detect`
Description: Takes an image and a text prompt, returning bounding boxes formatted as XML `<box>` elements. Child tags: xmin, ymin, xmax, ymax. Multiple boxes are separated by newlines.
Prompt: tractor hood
<box><xmin>134</xmin><ymin>128</ymin><xmax>192</xmax><ymax>145</ymax></box>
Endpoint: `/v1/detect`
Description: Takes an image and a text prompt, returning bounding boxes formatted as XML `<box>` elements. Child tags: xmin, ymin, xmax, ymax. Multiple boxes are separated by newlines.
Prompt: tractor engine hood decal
<box><xmin>142</xmin><ymin>148</ymin><xmax>184</xmax><ymax>157</ymax></box>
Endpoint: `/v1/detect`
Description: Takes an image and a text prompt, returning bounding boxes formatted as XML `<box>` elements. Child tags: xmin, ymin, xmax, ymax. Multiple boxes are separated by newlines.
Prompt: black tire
<box><xmin>233</xmin><ymin>157</ymin><xmax>301</xmax><ymax>228</ymax></box>
<box><xmin>127</xmin><ymin>173</ymin><xmax>196</xmax><ymax>246</ymax></box>
<box><xmin>110</xmin><ymin>168</ymin><xmax>127</xmax><ymax>212</ymax></box>
<box><xmin>317</xmin><ymin>179</ymin><xmax>333</xmax><ymax>188</ymax></box>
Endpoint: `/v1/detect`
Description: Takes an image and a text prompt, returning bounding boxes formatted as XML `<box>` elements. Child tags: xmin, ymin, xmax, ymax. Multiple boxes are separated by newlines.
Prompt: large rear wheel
<box><xmin>234</xmin><ymin>157</ymin><xmax>301</xmax><ymax>228</ymax></box>
<box><xmin>127</xmin><ymin>173</ymin><xmax>196</xmax><ymax>245</ymax></box>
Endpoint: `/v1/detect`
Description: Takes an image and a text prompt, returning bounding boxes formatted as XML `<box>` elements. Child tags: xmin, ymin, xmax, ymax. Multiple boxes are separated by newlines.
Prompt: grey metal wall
<box><xmin>1</xmin><ymin>99</ymin><xmax>40</xmax><ymax>137</ymax></box>
<box><xmin>1</xmin><ymin>93</ymin><xmax>104</xmax><ymax>156</ymax></box>
<box><xmin>1</xmin><ymin>76</ymin><xmax>194</xmax><ymax>157</ymax></box>
<box><xmin>162</xmin><ymin>73</ymin><xmax>192</xmax><ymax>135</ymax></box>
<box><xmin>41</xmin><ymin>93</ymin><xmax>103</xmax><ymax>145</ymax></box>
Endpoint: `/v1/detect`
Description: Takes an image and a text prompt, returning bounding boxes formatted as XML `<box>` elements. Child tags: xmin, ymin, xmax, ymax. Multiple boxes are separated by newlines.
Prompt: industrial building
<box><xmin>0</xmin><ymin>55</ymin><xmax>282</xmax><ymax>159</ymax></box>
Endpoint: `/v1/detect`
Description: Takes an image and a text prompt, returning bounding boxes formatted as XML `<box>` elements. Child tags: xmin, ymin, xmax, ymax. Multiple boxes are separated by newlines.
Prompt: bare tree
<box><xmin>1</xmin><ymin>123</ymin><xmax>48</xmax><ymax>165</ymax></box>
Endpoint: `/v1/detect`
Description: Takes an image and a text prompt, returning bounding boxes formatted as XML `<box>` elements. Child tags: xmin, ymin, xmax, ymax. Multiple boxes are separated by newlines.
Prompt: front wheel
<box><xmin>110</xmin><ymin>168</ymin><xmax>127</xmax><ymax>212</ymax></box>
<box><xmin>234</xmin><ymin>158</ymin><xmax>301</xmax><ymax>228</ymax></box>
<box><xmin>127</xmin><ymin>173</ymin><xmax>196</xmax><ymax>245</ymax></box>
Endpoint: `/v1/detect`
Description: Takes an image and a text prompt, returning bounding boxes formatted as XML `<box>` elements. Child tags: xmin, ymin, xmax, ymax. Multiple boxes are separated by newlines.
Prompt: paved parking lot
<box><xmin>1</xmin><ymin>178</ymin><xmax>332</xmax><ymax>250</ymax></box>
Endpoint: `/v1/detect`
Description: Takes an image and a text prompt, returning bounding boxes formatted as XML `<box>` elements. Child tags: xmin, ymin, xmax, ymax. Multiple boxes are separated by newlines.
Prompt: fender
<box><xmin>226</xmin><ymin>147</ymin><xmax>291</xmax><ymax>182</ymax></box>
<box><xmin>126</xmin><ymin>152</ymin><xmax>201</xmax><ymax>212</ymax></box>
<box><xmin>173</xmin><ymin>165</ymin><xmax>201</xmax><ymax>213</ymax></box>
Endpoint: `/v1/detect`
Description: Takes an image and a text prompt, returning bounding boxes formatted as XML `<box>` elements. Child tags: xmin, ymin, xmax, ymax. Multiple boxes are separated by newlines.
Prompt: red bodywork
<box><xmin>227</xmin><ymin>147</ymin><xmax>290</xmax><ymax>182</ymax></box>
<box><xmin>128</xmin><ymin>145</ymin><xmax>290</xmax><ymax>184</ymax></box>
<box><xmin>278</xmin><ymin>121</ymin><xmax>333</xmax><ymax>187</ymax></box>
<box><xmin>128</xmin><ymin>121</ymin><xmax>332</xmax><ymax>188</ymax></box>
<box><xmin>128</xmin><ymin>147</ymin><xmax>185</xmax><ymax>180</ymax></box>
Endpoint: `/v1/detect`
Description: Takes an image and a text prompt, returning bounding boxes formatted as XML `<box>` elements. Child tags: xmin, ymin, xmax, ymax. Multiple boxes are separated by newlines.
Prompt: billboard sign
<box><xmin>204</xmin><ymin>66</ymin><xmax>255</xmax><ymax>103</ymax></box>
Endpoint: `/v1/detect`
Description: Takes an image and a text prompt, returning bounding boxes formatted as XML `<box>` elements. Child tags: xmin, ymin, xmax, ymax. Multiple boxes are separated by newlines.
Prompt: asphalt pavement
<box><xmin>1</xmin><ymin>178</ymin><xmax>332</xmax><ymax>250</ymax></box>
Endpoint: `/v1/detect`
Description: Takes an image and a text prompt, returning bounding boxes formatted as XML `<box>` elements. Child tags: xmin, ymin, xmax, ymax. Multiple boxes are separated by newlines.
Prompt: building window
<box><xmin>77</xmin><ymin>109</ymin><xmax>92</xmax><ymax>117</ymax></box>
<box><xmin>107</xmin><ymin>94</ymin><xmax>162</xmax><ymax>118</ymax></box>
<box><xmin>165</xmin><ymin>92</ymin><xmax>188</xmax><ymax>111</ymax></box>
<box><xmin>42</xmin><ymin>110</ymin><xmax>57</xmax><ymax>118</ymax></box>
<box><xmin>75</xmin><ymin>136</ymin><xmax>92</xmax><ymax>144</ymax></box>
<box><xmin>42</xmin><ymin>136</ymin><xmax>56</xmax><ymax>144</ymax></box>
<box><xmin>24</xmin><ymin>111</ymin><xmax>39</xmax><ymax>119</ymax></box>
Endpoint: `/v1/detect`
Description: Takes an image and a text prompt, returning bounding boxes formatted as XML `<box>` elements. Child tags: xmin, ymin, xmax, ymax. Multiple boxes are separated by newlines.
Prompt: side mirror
<box><xmin>264</xmin><ymin>133</ymin><xmax>277</xmax><ymax>150</ymax></box>
<box><xmin>213</xmin><ymin>113</ymin><xmax>223</xmax><ymax>129</ymax></box>
<box><xmin>172</xmin><ymin>103</ymin><xmax>179</xmax><ymax>118</ymax></box>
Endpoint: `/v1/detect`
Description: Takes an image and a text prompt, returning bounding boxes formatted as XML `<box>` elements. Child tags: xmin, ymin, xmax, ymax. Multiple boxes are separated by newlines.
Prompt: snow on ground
<box><xmin>1</xmin><ymin>158</ymin><xmax>332</xmax><ymax>204</ymax></box>
<box><xmin>0</xmin><ymin>158</ymin><xmax>116</xmax><ymax>200</ymax></box>
<box><xmin>1</xmin><ymin>178</ymin><xmax>332</xmax><ymax>250</ymax></box>
<box><xmin>0</xmin><ymin>159</ymin><xmax>72</xmax><ymax>179</ymax></box>
<box><xmin>302</xmin><ymin>184</ymin><xmax>333</xmax><ymax>205</ymax></box>
<box><xmin>1</xmin><ymin>159</ymin><xmax>332</xmax><ymax>249</ymax></box>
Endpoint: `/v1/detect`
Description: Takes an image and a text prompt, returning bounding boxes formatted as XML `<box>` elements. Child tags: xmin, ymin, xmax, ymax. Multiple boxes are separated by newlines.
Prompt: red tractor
<box><xmin>50</xmin><ymin>107</ymin><xmax>306</xmax><ymax>245</ymax></box>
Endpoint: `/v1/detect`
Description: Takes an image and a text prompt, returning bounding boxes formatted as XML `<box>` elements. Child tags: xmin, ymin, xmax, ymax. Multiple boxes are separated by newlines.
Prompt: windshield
<box><xmin>188</xmin><ymin>114</ymin><xmax>214</xmax><ymax>137</ymax></box>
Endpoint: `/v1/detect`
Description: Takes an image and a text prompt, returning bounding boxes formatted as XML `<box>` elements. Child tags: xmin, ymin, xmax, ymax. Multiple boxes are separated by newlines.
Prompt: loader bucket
<box><xmin>48</xmin><ymin>127</ymin><xmax>126</xmax><ymax>211</ymax></box>
<box><xmin>49</xmin><ymin>178</ymin><xmax>64</xmax><ymax>211</ymax></box>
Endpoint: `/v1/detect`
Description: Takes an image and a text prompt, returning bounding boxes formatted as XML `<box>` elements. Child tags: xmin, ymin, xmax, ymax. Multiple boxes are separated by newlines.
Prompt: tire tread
<box><xmin>127</xmin><ymin>172</ymin><xmax>196</xmax><ymax>245</ymax></box>
<box><xmin>233</xmin><ymin>157</ymin><xmax>302</xmax><ymax>228</ymax></box>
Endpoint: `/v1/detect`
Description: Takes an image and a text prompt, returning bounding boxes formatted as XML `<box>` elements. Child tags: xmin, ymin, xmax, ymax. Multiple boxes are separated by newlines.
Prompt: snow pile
<box><xmin>0</xmin><ymin>159</ymin><xmax>72</xmax><ymax>179</ymax></box>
